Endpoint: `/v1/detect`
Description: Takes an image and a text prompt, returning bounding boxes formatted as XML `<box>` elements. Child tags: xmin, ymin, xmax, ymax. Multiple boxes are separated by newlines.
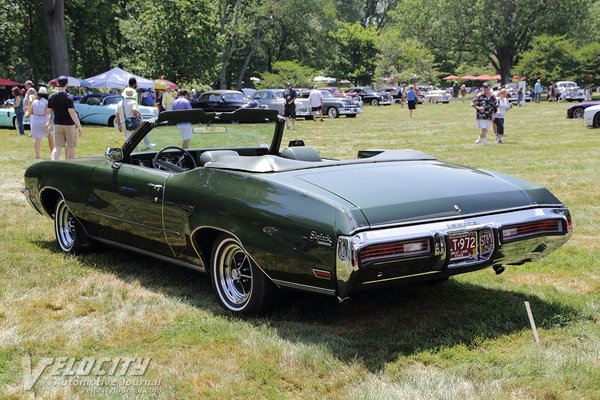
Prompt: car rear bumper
<box><xmin>339</xmin><ymin>107</ymin><xmax>363</xmax><ymax>115</ymax></box>
<box><xmin>335</xmin><ymin>206</ymin><xmax>572</xmax><ymax>298</ymax></box>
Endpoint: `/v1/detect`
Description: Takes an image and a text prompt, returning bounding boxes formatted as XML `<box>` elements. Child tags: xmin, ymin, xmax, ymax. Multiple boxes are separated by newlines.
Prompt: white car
<box><xmin>423</xmin><ymin>89</ymin><xmax>451</xmax><ymax>104</ymax></box>
<box><xmin>583</xmin><ymin>104</ymin><xmax>600</xmax><ymax>128</ymax></box>
<box><xmin>555</xmin><ymin>81</ymin><xmax>578</xmax><ymax>94</ymax></box>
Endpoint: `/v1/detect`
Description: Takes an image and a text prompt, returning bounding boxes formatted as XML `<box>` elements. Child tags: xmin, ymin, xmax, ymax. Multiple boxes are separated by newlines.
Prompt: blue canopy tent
<box><xmin>85</xmin><ymin>67</ymin><xmax>154</xmax><ymax>89</ymax></box>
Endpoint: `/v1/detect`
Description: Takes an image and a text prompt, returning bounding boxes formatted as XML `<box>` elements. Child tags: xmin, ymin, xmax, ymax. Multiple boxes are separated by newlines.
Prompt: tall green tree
<box><xmin>119</xmin><ymin>0</ymin><xmax>219</xmax><ymax>83</ymax></box>
<box><xmin>391</xmin><ymin>0</ymin><xmax>590</xmax><ymax>84</ymax></box>
<box><xmin>375</xmin><ymin>33</ymin><xmax>436</xmax><ymax>84</ymax></box>
<box><xmin>42</xmin><ymin>0</ymin><xmax>70</xmax><ymax>76</ymax></box>
<box><xmin>328</xmin><ymin>22</ymin><xmax>377</xmax><ymax>85</ymax></box>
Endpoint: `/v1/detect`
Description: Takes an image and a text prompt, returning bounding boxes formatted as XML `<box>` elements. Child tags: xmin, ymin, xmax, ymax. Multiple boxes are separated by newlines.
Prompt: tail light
<box><xmin>502</xmin><ymin>220</ymin><xmax>563</xmax><ymax>242</ymax></box>
<box><xmin>359</xmin><ymin>238</ymin><xmax>431</xmax><ymax>265</ymax></box>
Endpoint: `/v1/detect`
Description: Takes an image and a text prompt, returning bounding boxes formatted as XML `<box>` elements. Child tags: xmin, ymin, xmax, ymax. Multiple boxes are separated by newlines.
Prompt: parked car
<box><xmin>380</xmin><ymin>87</ymin><xmax>404</xmax><ymax>103</ymax></box>
<box><xmin>507</xmin><ymin>90</ymin><xmax>532</xmax><ymax>103</ymax></box>
<box><xmin>296</xmin><ymin>89</ymin><xmax>362</xmax><ymax>118</ymax></box>
<box><xmin>0</xmin><ymin>99</ymin><xmax>30</xmax><ymax>129</ymax></box>
<box><xmin>583</xmin><ymin>104</ymin><xmax>600</xmax><ymax>127</ymax></box>
<box><xmin>561</xmin><ymin>87</ymin><xmax>585</xmax><ymax>102</ymax></box>
<box><xmin>23</xmin><ymin>108</ymin><xmax>572</xmax><ymax>315</ymax></box>
<box><xmin>191</xmin><ymin>90</ymin><xmax>261</xmax><ymax>113</ymax></box>
<box><xmin>318</xmin><ymin>87</ymin><xmax>362</xmax><ymax>106</ymax></box>
<box><xmin>566</xmin><ymin>101</ymin><xmax>600</xmax><ymax>118</ymax></box>
<box><xmin>555</xmin><ymin>81</ymin><xmax>578</xmax><ymax>95</ymax></box>
<box><xmin>75</xmin><ymin>94</ymin><xmax>158</xmax><ymax>127</ymax></box>
<box><xmin>252</xmin><ymin>89</ymin><xmax>312</xmax><ymax>118</ymax></box>
<box><xmin>344</xmin><ymin>87</ymin><xmax>393</xmax><ymax>106</ymax></box>
<box><xmin>423</xmin><ymin>89</ymin><xmax>451</xmax><ymax>104</ymax></box>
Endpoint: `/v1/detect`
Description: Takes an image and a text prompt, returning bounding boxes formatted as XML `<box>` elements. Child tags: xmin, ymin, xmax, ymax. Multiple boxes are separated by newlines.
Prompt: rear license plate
<box><xmin>449</xmin><ymin>232</ymin><xmax>477</xmax><ymax>260</ymax></box>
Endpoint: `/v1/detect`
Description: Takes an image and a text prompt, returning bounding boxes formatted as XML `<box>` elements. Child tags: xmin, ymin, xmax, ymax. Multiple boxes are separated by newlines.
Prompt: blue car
<box><xmin>75</xmin><ymin>94</ymin><xmax>158</xmax><ymax>127</ymax></box>
<box><xmin>0</xmin><ymin>100</ymin><xmax>30</xmax><ymax>129</ymax></box>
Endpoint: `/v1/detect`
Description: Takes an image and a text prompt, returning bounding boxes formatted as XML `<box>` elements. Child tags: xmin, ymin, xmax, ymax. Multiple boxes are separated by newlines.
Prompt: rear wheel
<box><xmin>54</xmin><ymin>199</ymin><xmax>89</xmax><ymax>253</ymax></box>
<box><xmin>210</xmin><ymin>233</ymin><xmax>273</xmax><ymax>315</ymax></box>
<box><xmin>108</xmin><ymin>115</ymin><xmax>115</xmax><ymax>127</ymax></box>
<box><xmin>327</xmin><ymin>107</ymin><xmax>339</xmax><ymax>119</ymax></box>
<box><xmin>370</xmin><ymin>99</ymin><xmax>379</xmax><ymax>107</ymax></box>
<box><xmin>13</xmin><ymin>117</ymin><xmax>18</xmax><ymax>130</ymax></box>
<box><xmin>594</xmin><ymin>113</ymin><xmax>600</xmax><ymax>128</ymax></box>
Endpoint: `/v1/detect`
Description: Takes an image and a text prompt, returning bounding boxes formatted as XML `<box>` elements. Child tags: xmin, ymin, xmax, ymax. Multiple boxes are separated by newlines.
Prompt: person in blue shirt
<box><xmin>407</xmin><ymin>85</ymin><xmax>417</xmax><ymax>119</ymax></box>
<box><xmin>172</xmin><ymin>89</ymin><xmax>193</xmax><ymax>148</ymax></box>
<box><xmin>534</xmin><ymin>79</ymin><xmax>542</xmax><ymax>103</ymax></box>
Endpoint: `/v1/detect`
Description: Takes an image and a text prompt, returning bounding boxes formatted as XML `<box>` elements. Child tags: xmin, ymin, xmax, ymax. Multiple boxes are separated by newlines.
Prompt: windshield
<box><xmin>104</xmin><ymin>96</ymin><xmax>123</xmax><ymax>105</ymax></box>
<box><xmin>362</xmin><ymin>87</ymin><xmax>374</xmax><ymax>94</ymax></box>
<box><xmin>222</xmin><ymin>92</ymin><xmax>247</xmax><ymax>102</ymax></box>
<box><xmin>134</xmin><ymin>120</ymin><xmax>276</xmax><ymax>154</ymax></box>
<box><xmin>321</xmin><ymin>90</ymin><xmax>334</xmax><ymax>98</ymax></box>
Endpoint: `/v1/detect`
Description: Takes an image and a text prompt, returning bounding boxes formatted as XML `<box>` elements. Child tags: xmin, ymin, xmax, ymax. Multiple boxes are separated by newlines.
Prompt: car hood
<box><xmin>295</xmin><ymin>161</ymin><xmax>561</xmax><ymax>226</ymax></box>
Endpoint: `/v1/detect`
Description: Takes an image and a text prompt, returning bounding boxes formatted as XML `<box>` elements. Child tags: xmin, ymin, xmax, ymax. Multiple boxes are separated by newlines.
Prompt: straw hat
<box><xmin>123</xmin><ymin>87</ymin><xmax>136</xmax><ymax>98</ymax></box>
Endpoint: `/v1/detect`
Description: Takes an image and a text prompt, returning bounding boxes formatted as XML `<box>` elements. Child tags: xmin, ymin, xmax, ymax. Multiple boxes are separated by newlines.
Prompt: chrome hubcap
<box><xmin>56</xmin><ymin>201</ymin><xmax>75</xmax><ymax>250</ymax></box>
<box><xmin>217</xmin><ymin>241</ymin><xmax>252</xmax><ymax>306</ymax></box>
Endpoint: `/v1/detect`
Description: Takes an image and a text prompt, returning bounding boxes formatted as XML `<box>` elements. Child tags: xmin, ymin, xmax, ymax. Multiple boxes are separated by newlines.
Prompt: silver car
<box><xmin>253</xmin><ymin>89</ymin><xmax>311</xmax><ymax>118</ymax></box>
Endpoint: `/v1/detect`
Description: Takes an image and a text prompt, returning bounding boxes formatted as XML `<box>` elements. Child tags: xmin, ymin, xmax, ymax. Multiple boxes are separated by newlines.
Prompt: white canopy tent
<box><xmin>85</xmin><ymin>67</ymin><xmax>154</xmax><ymax>89</ymax></box>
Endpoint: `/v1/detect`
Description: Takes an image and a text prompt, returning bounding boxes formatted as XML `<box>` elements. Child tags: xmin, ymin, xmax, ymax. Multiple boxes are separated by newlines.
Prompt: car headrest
<box><xmin>200</xmin><ymin>150</ymin><xmax>239</xmax><ymax>166</ymax></box>
<box><xmin>280</xmin><ymin>146</ymin><xmax>321</xmax><ymax>162</ymax></box>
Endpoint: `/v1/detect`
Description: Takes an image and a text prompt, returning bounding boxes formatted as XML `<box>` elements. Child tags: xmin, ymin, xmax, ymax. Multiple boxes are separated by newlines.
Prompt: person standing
<box><xmin>493</xmin><ymin>88</ymin><xmax>511</xmax><ymax>144</ymax></box>
<box><xmin>10</xmin><ymin>87</ymin><xmax>25</xmax><ymax>135</ymax></box>
<box><xmin>22</xmin><ymin>80</ymin><xmax>33</xmax><ymax>109</ymax></box>
<box><xmin>547</xmin><ymin>82</ymin><xmax>556</xmax><ymax>102</ymax></box>
<box><xmin>534</xmin><ymin>79</ymin><xmax>542</xmax><ymax>103</ymax></box>
<box><xmin>452</xmin><ymin>81</ymin><xmax>460</xmax><ymax>104</ymax></box>
<box><xmin>47</xmin><ymin>76</ymin><xmax>82</xmax><ymax>160</ymax></box>
<box><xmin>406</xmin><ymin>85</ymin><xmax>417</xmax><ymax>119</ymax></box>
<box><xmin>471</xmin><ymin>83</ymin><xmax>497</xmax><ymax>145</ymax></box>
<box><xmin>161</xmin><ymin>87</ymin><xmax>175</xmax><ymax>111</ymax></box>
<box><xmin>284</xmin><ymin>82</ymin><xmax>297</xmax><ymax>130</ymax></box>
<box><xmin>516</xmin><ymin>88</ymin><xmax>524</xmax><ymax>107</ymax></box>
<box><xmin>115</xmin><ymin>87</ymin><xmax>143</xmax><ymax>142</ymax></box>
<box><xmin>124</xmin><ymin>77</ymin><xmax>153</xmax><ymax>149</ymax></box>
<box><xmin>459</xmin><ymin>84</ymin><xmax>467</xmax><ymax>103</ymax></box>
<box><xmin>29</xmin><ymin>87</ymin><xmax>54</xmax><ymax>158</ymax></box>
<box><xmin>308</xmin><ymin>85</ymin><xmax>324</xmax><ymax>122</ymax></box>
<box><xmin>171</xmin><ymin>89</ymin><xmax>193</xmax><ymax>149</ymax></box>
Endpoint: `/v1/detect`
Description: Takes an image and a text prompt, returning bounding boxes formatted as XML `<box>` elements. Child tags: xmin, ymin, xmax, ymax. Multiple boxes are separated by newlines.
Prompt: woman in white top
<box><xmin>493</xmin><ymin>88</ymin><xmax>511</xmax><ymax>144</ymax></box>
<box><xmin>28</xmin><ymin>87</ymin><xmax>55</xmax><ymax>159</ymax></box>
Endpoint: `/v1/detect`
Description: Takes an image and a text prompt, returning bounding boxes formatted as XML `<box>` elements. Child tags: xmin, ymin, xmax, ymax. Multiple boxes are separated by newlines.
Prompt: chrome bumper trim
<box><xmin>336</xmin><ymin>207</ymin><xmax>571</xmax><ymax>297</ymax></box>
<box><xmin>271</xmin><ymin>279</ymin><xmax>336</xmax><ymax>296</ymax></box>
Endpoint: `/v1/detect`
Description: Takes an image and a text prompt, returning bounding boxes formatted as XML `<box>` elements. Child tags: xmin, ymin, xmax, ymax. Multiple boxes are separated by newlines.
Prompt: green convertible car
<box><xmin>23</xmin><ymin>109</ymin><xmax>572</xmax><ymax>314</ymax></box>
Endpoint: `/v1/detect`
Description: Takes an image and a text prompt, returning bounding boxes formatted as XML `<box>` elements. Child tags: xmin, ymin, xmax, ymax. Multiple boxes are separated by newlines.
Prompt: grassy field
<box><xmin>1</xmin><ymin>100</ymin><xmax>599</xmax><ymax>399</ymax></box>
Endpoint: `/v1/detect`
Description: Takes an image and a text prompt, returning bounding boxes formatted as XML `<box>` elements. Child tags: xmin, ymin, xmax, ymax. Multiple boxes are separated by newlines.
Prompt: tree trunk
<box><xmin>493</xmin><ymin>47</ymin><xmax>514</xmax><ymax>85</ymax></box>
<box><xmin>236</xmin><ymin>29</ymin><xmax>269</xmax><ymax>90</ymax></box>
<box><xmin>42</xmin><ymin>0</ymin><xmax>70</xmax><ymax>77</ymax></box>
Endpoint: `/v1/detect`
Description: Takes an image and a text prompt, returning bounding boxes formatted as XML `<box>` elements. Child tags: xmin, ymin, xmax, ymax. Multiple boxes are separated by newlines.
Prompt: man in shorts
<box><xmin>171</xmin><ymin>89</ymin><xmax>193</xmax><ymax>149</ymax></box>
<box><xmin>48</xmin><ymin>76</ymin><xmax>82</xmax><ymax>160</ymax></box>
<box><xmin>283</xmin><ymin>82</ymin><xmax>296</xmax><ymax>130</ymax></box>
<box><xmin>308</xmin><ymin>85</ymin><xmax>324</xmax><ymax>122</ymax></box>
<box><xmin>471</xmin><ymin>83</ymin><xmax>497</xmax><ymax>146</ymax></box>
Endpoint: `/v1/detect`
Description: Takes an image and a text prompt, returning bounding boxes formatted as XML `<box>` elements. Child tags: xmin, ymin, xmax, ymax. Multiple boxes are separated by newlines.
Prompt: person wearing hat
<box><xmin>161</xmin><ymin>87</ymin><xmax>175</xmax><ymax>111</ymax></box>
<box><xmin>48</xmin><ymin>76</ymin><xmax>82</xmax><ymax>160</ymax></box>
<box><xmin>115</xmin><ymin>87</ymin><xmax>143</xmax><ymax>142</ymax></box>
<box><xmin>471</xmin><ymin>83</ymin><xmax>497</xmax><ymax>145</ymax></box>
<box><xmin>29</xmin><ymin>87</ymin><xmax>55</xmax><ymax>159</ymax></box>
<box><xmin>283</xmin><ymin>82</ymin><xmax>297</xmax><ymax>130</ymax></box>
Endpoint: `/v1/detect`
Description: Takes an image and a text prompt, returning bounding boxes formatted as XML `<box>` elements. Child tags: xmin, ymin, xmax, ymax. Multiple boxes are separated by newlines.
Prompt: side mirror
<box><xmin>105</xmin><ymin>147</ymin><xmax>123</xmax><ymax>169</ymax></box>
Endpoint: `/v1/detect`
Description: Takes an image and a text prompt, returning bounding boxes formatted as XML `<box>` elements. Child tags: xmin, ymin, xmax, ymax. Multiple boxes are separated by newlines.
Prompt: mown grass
<box><xmin>0</xmin><ymin>100</ymin><xmax>599</xmax><ymax>399</ymax></box>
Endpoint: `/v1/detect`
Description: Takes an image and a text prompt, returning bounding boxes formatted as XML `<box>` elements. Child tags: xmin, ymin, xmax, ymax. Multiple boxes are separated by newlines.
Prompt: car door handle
<box><xmin>148</xmin><ymin>183</ymin><xmax>163</xmax><ymax>192</ymax></box>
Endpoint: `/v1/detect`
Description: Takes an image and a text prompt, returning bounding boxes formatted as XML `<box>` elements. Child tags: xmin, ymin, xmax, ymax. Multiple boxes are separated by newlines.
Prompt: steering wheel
<box><xmin>152</xmin><ymin>146</ymin><xmax>197</xmax><ymax>172</ymax></box>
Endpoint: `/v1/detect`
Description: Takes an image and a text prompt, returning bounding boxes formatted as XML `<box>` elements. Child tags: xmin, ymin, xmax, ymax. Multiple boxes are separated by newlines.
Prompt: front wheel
<box><xmin>572</xmin><ymin>107</ymin><xmax>584</xmax><ymax>119</ymax></box>
<box><xmin>370</xmin><ymin>99</ymin><xmax>379</xmax><ymax>107</ymax></box>
<box><xmin>594</xmin><ymin>113</ymin><xmax>600</xmax><ymax>128</ymax></box>
<box><xmin>54</xmin><ymin>199</ymin><xmax>89</xmax><ymax>253</ymax></box>
<box><xmin>108</xmin><ymin>115</ymin><xmax>115</xmax><ymax>127</ymax></box>
<box><xmin>327</xmin><ymin>107</ymin><xmax>339</xmax><ymax>119</ymax></box>
<box><xmin>210</xmin><ymin>234</ymin><xmax>273</xmax><ymax>315</ymax></box>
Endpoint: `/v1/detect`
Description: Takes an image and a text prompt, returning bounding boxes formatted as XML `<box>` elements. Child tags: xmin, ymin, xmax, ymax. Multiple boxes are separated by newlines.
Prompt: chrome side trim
<box><xmin>271</xmin><ymin>279</ymin><xmax>336</xmax><ymax>296</ymax></box>
<box><xmin>92</xmin><ymin>236</ymin><xmax>206</xmax><ymax>273</ymax></box>
<box><xmin>361</xmin><ymin>270</ymin><xmax>441</xmax><ymax>285</ymax></box>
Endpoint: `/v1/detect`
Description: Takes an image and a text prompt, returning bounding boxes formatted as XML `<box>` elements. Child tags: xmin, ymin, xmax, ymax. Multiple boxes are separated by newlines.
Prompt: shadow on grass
<box><xmin>34</xmin><ymin>238</ymin><xmax>581</xmax><ymax>372</ymax></box>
